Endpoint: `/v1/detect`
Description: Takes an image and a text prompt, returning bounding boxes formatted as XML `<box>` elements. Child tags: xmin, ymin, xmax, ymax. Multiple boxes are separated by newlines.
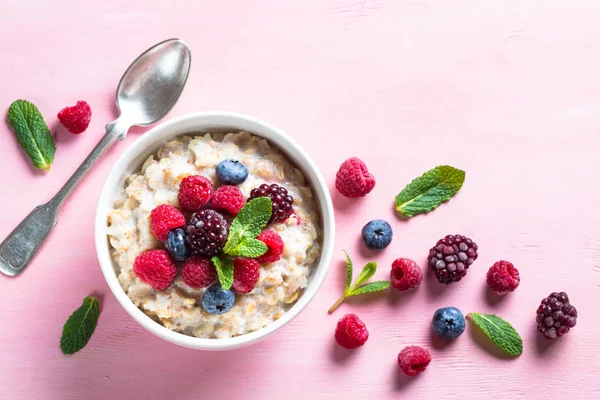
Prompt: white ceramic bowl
<box><xmin>95</xmin><ymin>112</ymin><xmax>335</xmax><ymax>350</ymax></box>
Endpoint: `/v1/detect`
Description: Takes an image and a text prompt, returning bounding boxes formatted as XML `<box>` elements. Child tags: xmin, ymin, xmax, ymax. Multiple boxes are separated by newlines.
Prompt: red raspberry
<box><xmin>133</xmin><ymin>249</ymin><xmax>177</xmax><ymax>290</ymax></box>
<box><xmin>335</xmin><ymin>157</ymin><xmax>375</xmax><ymax>197</ymax></box>
<box><xmin>150</xmin><ymin>204</ymin><xmax>186</xmax><ymax>241</ymax></box>
<box><xmin>486</xmin><ymin>260</ymin><xmax>520</xmax><ymax>295</ymax></box>
<box><xmin>178</xmin><ymin>175</ymin><xmax>214</xmax><ymax>211</ymax></box>
<box><xmin>181</xmin><ymin>256</ymin><xmax>217</xmax><ymax>289</ymax></box>
<box><xmin>397</xmin><ymin>346</ymin><xmax>432</xmax><ymax>376</ymax></box>
<box><xmin>390</xmin><ymin>258</ymin><xmax>423</xmax><ymax>291</ymax></box>
<box><xmin>232</xmin><ymin>258</ymin><xmax>260</xmax><ymax>293</ymax></box>
<box><xmin>57</xmin><ymin>101</ymin><xmax>92</xmax><ymax>134</ymax></box>
<box><xmin>256</xmin><ymin>230</ymin><xmax>284</xmax><ymax>264</ymax></box>
<box><xmin>211</xmin><ymin>185</ymin><xmax>245</xmax><ymax>216</ymax></box>
<box><xmin>335</xmin><ymin>313</ymin><xmax>369</xmax><ymax>349</ymax></box>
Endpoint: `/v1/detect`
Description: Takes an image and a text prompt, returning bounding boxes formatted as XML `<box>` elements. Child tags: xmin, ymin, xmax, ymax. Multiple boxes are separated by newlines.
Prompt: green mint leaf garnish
<box><xmin>224</xmin><ymin>197</ymin><xmax>272</xmax><ymax>255</ymax></box>
<box><xmin>60</xmin><ymin>296</ymin><xmax>100</xmax><ymax>355</ymax></box>
<box><xmin>395</xmin><ymin>165</ymin><xmax>465</xmax><ymax>218</ymax></box>
<box><xmin>467</xmin><ymin>312</ymin><xmax>523</xmax><ymax>356</ymax></box>
<box><xmin>7</xmin><ymin>100</ymin><xmax>56</xmax><ymax>172</ymax></box>
<box><xmin>328</xmin><ymin>251</ymin><xmax>390</xmax><ymax>313</ymax></box>
<box><xmin>226</xmin><ymin>237</ymin><xmax>268</xmax><ymax>258</ymax></box>
<box><xmin>212</xmin><ymin>256</ymin><xmax>234</xmax><ymax>290</ymax></box>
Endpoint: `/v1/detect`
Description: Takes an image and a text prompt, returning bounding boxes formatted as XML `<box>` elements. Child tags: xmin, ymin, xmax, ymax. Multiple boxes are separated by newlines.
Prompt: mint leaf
<box><xmin>7</xmin><ymin>100</ymin><xmax>56</xmax><ymax>172</ymax></box>
<box><xmin>60</xmin><ymin>296</ymin><xmax>100</xmax><ymax>355</ymax></box>
<box><xmin>212</xmin><ymin>256</ymin><xmax>234</xmax><ymax>290</ymax></box>
<box><xmin>227</xmin><ymin>237</ymin><xmax>268</xmax><ymax>258</ymax></box>
<box><xmin>344</xmin><ymin>250</ymin><xmax>352</xmax><ymax>291</ymax></box>
<box><xmin>468</xmin><ymin>312</ymin><xmax>523</xmax><ymax>356</ymax></box>
<box><xmin>395</xmin><ymin>165</ymin><xmax>465</xmax><ymax>218</ymax></box>
<box><xmin>349</xmin><ymin>281</ymin><xmax>390</xmax><ymax>296</ymax></box>
<box><xmin>224</xmin><ymin>197</ymin><xmax>272</xmax><ymax>254</ymax></box>
<box><xmin>352</xmin><ymin>262</ymin><xmax>377</xmax><ymax>290</ymax></box>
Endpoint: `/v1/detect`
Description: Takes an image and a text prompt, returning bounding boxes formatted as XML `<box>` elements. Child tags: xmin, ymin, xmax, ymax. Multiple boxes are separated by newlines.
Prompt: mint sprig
<box><xmin>7</xmin><ymin>100</ymin><xmax>56</xmax><ymax>172</ymax></box>
<box><xmin>395</xmin><ymin>165</ymin><xmax>465</xmax><ymax>218</ymax></box>
<box><xmin>467</xmin><ymin>312</ymin><xmax>523</xmax><ymax>356</ymax></box>
<box><xmin>212</xmin><ymin>256</ymin><xmax>234</xmax><ymax>290</ymax></box>
<box><xmin>60</xmin><ymin>296</ymin><xmax>100</xmax><ymax>355</ymax></box>
<box><xmin>328</xmin><ymin>251</ymin><xmax>390</xmax><ymax>313</ymax></box>
<box><xmin>223</xmin><ymin>197</ymin><xmax>271</xmax><ymax>258</ymax></box>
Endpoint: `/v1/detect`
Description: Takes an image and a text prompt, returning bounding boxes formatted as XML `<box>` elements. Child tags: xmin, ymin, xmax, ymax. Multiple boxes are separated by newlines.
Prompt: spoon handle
<box><xmin>0</xmin><ymin>119</ymin><xmax>129</xmax><ymax>277</ymax></box>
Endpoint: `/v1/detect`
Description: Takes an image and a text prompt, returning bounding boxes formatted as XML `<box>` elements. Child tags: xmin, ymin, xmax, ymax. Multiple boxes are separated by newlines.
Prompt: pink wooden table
<box><xmin>1</xmin><ymin>1</ymin><xmax>599</xmax><ymax>399</ymax></box>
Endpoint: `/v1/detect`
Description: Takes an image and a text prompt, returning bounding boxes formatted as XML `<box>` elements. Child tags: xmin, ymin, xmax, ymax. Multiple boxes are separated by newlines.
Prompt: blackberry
<box><xmin>427</xmin><ymin>234</ymin><xmax>478</xmax><ymax>284</ymax></box>
<box><xmin>536</xmin><ymin>292</ymin><xmax>577</xmax><ymax>339</ymax></box>
<box><xmin>185</xmin><ymin>209</ymin><xmax>229</xmax><ymax>257</ymax></box>
<box><xmin>249</xmin><ymin>183</ymin><xmax>294</xmax><ymax>224</ymax></box>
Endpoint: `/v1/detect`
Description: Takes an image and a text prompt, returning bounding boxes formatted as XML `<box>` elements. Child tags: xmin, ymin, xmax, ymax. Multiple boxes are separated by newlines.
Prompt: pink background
<box><xmin>1</xmin><ymin>1</ymin><xmax>599</xmax><ymax>399</ymax></box>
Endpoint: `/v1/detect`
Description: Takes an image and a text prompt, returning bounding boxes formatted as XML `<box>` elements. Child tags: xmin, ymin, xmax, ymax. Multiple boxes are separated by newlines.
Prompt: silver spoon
<box><xmin>0</xmin><ymin>38</ymin><xmax>192</xmax><ymax>276</ymax></box>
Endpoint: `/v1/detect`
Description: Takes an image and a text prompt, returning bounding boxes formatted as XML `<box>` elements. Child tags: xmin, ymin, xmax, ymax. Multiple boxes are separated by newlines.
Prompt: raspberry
<box><xmin>390</xmin><ymin>258</ymin><xmax>423</xmax><ymax>291</ymax></box>
<box><xmin>181</xmin><ymin>256</ymin><xmax>217</xmax><ymax>289</ymax></box>
<box><xmin>57</xmin><ymin>101</ymin><xmax>91</xmax><ymax>134</ymax></box>
<box><xmin>536</xmin><ymin>292</ymin><xmax>577</xmax><ymax>339</ymax></box>
<box><xmin>185</xmin><ymin>210</ymin><xmax>229</xmax><ymax>257</ymax></box>
<box><xmin>249</xmin><ymin>183</ymin><xmax>294</xmax><ymax>224</ymax></box>
<box><xmin>231</xmin><ymin>258</ymin><xmax>260</xmax><ymax>293</ymax></box>
<box><xmin>397</xmin><ymin>346</ymin><xmax>432</xmax><ymax>376</ymax></box>
<box><xmin>427</xmin><ymin>234</ymin><xmax>478</xmax><ymax>284</ymax></box>
<box><xmin>486</xmin><ymin>260</ymin><xmax>520</xmax><ymax>295</ymax></box>
<box><xmin>133</xmin><ymin>249</ymin><xmax>177</xmax><ymax>290</ymax></box>
<box><xmin>334</xmin><ymin>313</ymin><xmax>369</xmax><ymax>349</ymax></box>
<box><xmin>178</xmin><ymin>175</ymin><xmax>214</xmax><ymax>211</ymax></box>
<box><xmin>149</xmin><ymin>204</ymin><xmax>186</xmax><ymax>241</ymax></box>
<box><xmin>211</xmin><ymin>185</ymin><xmax>245</xmax><ymax>216</ymax></box>
<box><xmin>335</xmin><ymin>157</ymin><xmax>375</xmax><ymax>197</ymax></box>
<box><xmin>256</xmin><ymin>230</ymin><xmax>284</xmax><ymax>264</ymax></box>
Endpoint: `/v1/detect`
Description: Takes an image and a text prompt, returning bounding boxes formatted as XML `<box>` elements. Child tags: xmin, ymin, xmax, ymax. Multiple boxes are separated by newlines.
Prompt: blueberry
<box><xmin>165</xmin><ymin>228</ymin><xmax>190</xmax><ymax>261</ymax></box>
<box><xmin>361</xmin><ymin>219</ymin><xmax>393</xmax><ymax>250</ymax></box>
<box><xmin>202</xmin><ymin>284</ymin><xmax>235</xmax><ymax>314</ymax></box>
<box><xmin>432</xmin><ymin>306</ymin><xmax>465</xmax><ymax>340</ymax></box>
<box><xmin>216</xmin><ymin>159</ymin><xmax>248</xmax><ymax>186</ymax></box>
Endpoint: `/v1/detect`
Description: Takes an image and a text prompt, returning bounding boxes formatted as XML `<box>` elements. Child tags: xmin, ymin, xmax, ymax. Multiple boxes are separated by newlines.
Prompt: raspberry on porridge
<box><xmin>106</xmin><ymin>131</ymin><xmax>322</xmax><ymax>339</ymax></box>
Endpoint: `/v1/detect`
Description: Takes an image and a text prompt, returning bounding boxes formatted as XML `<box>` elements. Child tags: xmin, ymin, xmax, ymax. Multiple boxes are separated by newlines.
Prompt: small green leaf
<box><xmin>227</xmin><ymin>237</ymin><xmax>268</xmax><ymax>258</ymax></box>
<box><xmin>7</xmin><ymin>100</ymin><xmax>56</xmax><ymax>171</ymax></box>
<box><xmin>212</xmin><ymin>256</ymin><xmax>234</xmax><ymax>290</ymax></box>
<box><xmin>349</xmin><ymin>281</ymin><xmax>390</xmax><ymax>296</ymax></box>
<box><xmin>60</xmin><ymin>296</ymin><xmax>100</xmax><ymax>355</ymax></box>
<box><xmin>224</xmin><ymin>197</ymin><xmax>272</xmax><ymax>254</ymax></box>
<box><xmin>343</xmin><ymin>250</ymin><xmax>353</xmax><ymax>291</ymax></box>
<box><xmin>468</xmin><ymin>312</ymin><xmax>523</xmax><ymax>356</ymax></box>
<box><xmin>353</xmin><ymin>262</ymin><xmax>377</xmax><ymax>289</ymax></box>
<box><xmin>395</xmin><ymin>165</ymin><xmax>465</xmax><ymax>218</ymax></box>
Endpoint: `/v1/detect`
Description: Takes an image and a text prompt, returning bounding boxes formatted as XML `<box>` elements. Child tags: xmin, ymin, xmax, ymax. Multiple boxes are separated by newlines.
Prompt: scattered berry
<box><xmin>335</xmin><ymin>157</ymin><xmax>375</xmax><ymax>197</ymax></box>
<box><xmin>232</xmin><ymin>258</ymin><xmax>260</xmax><ymax>294</ymax></box>
<box><xmin>181</xmin><ymin>256</ymin><xmax>217</xmax><ymax>289</ymax></box>
<box><xmin>216</xmin><ymin>159</ymin><xmax>249</xmax><ymax>185</ymax></box>
<box><xmin>361</xmin><ymin>219</ymin><xmax>393</xmax><ymax>250</ymax></box>
<box><xmin>133</xmin><ymin>249</ymin><xmax>177</xmax><ymax>290</ymax></box>
<box><xmin>390</xmin><ymin>258</ymin><xmax>423</xmax><ymax>291</ymax></box>
<box><xmin>536</xmin><ymin>292</ymin><xmax>577</xmax><ymax>339</ymax></box>
<box><xmin>185</xmin><ymin>209</ymin><xmax>229</xmax><ymax>257</ymax></box>
<box><xmin>202</xmin><ymin>284</ymin><xmax>236</xmax><ymax>314</ymax></box>
<box><xmin>335</xmin><ymin>313</ymin><xmax>369</xmax><ymax>349</ymax></box>
<box><xmin>165</xmin><ymin>228</ymin><xmax>190</xmax><ymax>261</ymax></box>
<box><xmin>178</xmin><ymin>175</ymin><xmax>214</xmax><ymax>211</ymax></box>
<box><xmin>256</xmin><ymin>230</ymin><xmax>284</xmax><ymax>264</ymax></box>
<box><xmin>57</xmin><ymin>101</ymin><xmax>91</xmax><ymax>134</ymax></box>
<box><xmin>432</xmin><ymin>306</ymin><xmax>466</xmax><ymax>340</ymax></box>
<box><xmin>150</xmin><ymin>204</ymin><xmax>186</xmax><ymax>241</ymax></box>
<box><xmin>397</xmin><ymin>346</ymin><xmax>432</xmax><ymax>376</ymax></box>
<box><xmin>486</xmin><ymin>260</ymin><xmax>520</xmax><ymax>296</ymax></box>
<box><xmin>427</xmin><ymin>234</ymin><xmax>478</xmax><ymax>284</ymax></box>
<box><xmin>249</xmin><ymin>183</ymin><xmax>294</xmax><ymax>224</ymax></box>
<box><xmin>211</xmin><ymin>185</ymin><xmax>245</xmax><ymax>216</ymax></box>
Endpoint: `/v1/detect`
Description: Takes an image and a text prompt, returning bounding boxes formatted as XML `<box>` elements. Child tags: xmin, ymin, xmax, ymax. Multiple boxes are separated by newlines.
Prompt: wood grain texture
<box><xmin>1</xmin><ymin>1</ymin><xmax>600</xmax><ymax>399</ymax></box>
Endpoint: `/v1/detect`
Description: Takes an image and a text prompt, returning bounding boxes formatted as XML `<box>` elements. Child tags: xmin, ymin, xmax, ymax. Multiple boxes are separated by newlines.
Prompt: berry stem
<box><xmin>328</xmin><ymin>294</ymin><xmax>347</xmax><ymax>314</ymax></box>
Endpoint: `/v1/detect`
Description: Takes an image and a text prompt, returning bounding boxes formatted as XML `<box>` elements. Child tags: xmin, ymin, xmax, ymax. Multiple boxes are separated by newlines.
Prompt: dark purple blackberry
<box><xmin>427</xmin><ymin>234</ymin><xmax>478</xmax><ymax>284</ymax></box>
<box><xmin>185</xmin><ymin>209</ymin><xmax>229</xmax><ymax>257</ymax></box>
<box><xmin>249</xmin><ymin>183</ymin><xmax>294</xmax><ymax>224</ymax></box>
<box><xmin>536</xmin><ymin>292</ymin><xmax>577</xmax><ymax>339</ymax></box>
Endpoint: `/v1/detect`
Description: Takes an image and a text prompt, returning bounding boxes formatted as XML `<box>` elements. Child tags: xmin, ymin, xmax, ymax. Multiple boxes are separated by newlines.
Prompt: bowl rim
<box><xmin>94</xmin><ymin>111</ymin><xmax>335</xmax><ymax>350</ymax></box>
